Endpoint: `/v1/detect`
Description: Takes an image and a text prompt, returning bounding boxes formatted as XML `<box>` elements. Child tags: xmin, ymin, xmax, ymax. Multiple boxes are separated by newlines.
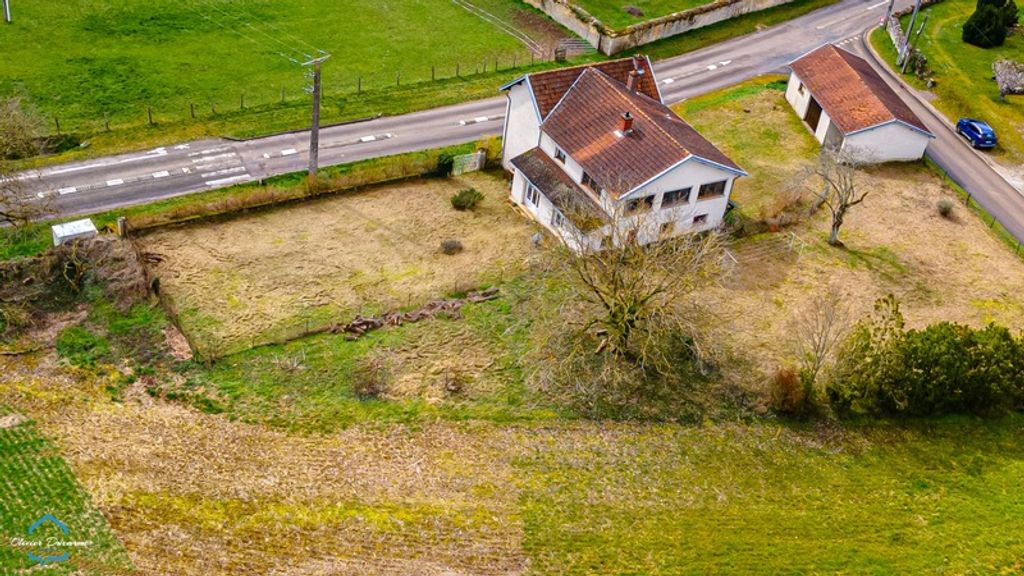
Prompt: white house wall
<box><xmin>843</xmin><ymin>122</ymin><xmax>931</xmax><ymax>163</ymax></box>
<box><xmin>538</xmin><ymin>132</ymin><xmax>585</xmax><ymax>182</ymax></box>
<box><xmin>620</xmin><ymin>158</ymin><xmax>737</xmax><ymax>242</ymax></box>
<box><xmin>510</xmin><ymin>168</ymin><xmax>594</xmax><ymax>252</ymax></box>
<box><xmin>784</xmin><ymin>71</ymin><xmax>811</xmax><ymax>118</ymax></box>
<box><xmin>501</xmin><ymin>82</ymin><xmax>542</xmax><ymax>171</ymax></box>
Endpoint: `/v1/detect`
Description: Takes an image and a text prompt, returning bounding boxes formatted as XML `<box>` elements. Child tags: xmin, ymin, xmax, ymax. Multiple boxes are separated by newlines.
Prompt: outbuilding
<box><xmin>51</xmin><ymin>218</ymin><xmax>98</xmax><ymax>246</ymax></box>
<box><xmin>786</xmin><ymin>44</ymin><xmax>934</xmax><ymax>163</ymax></box>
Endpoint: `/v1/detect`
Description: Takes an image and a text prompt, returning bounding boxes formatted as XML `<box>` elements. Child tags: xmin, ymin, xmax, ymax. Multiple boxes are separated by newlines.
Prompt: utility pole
<box><xmin>883</xmin><ymin>0</ymin><xmax>896</xmax><ymax>29</ymax></box>
<box><xmin>899</xmin><ymin>0</ymin><xmax>923</xmax><ymax>71</ymax></box>
<box><xmin>3</xmin><ymin>0</ymin><xmax>11</xmax><ymax>24</ymax></box>
<box><xmin>303</xmin><ymin>53</ymin><xmax>330</xmax><ymax>188</ymax></box>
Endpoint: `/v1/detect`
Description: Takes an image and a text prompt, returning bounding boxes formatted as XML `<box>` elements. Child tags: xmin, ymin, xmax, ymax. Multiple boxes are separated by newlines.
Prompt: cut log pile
<box><xmin>330</xmin><ymin>287</ymin><xmax>501</xmax><ymax>339</ymax></box>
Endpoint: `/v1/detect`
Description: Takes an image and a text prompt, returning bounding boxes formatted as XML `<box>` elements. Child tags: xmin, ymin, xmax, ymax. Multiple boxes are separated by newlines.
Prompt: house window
<box><xmin>625</xmin><ymin>195</ymin><xmax>654</xmax><ymax>215</ymax></box>
<box><xmin>797</xmin><ymin>82</ymin><xmax>806</xmax><ymax>96</ymax></box>
<box><xmin>693</xmin><ymin>214</ymin><xmax>708</xmax><ymax>226</ymax></box>
<box><xmin>697</xmin><ymin>181</ymin><xmax>727</xmax><ymax>200</ymax></box>
<box><xmin>525</xmin><ymin>184</ymin><xmax>540</xmax><ymax>207</ymax></box>
<box><xmin>554</xmin><ymin>148</ymin><xmax>566</xmax><ymax>163</ymax></box>
<box><xmin>581</xmin><ymin>171</ymin><xmax>599</xmax><ymax>191</ymax></box>
<box><xmin>551</xmin><ymin>210</ymin><xmax>566</xmax><ymax>229</ymax></box>
<box><xmin>661</xmin><ymin>187</ymin><xmax>691</xmax><ymax>209</ymax></box>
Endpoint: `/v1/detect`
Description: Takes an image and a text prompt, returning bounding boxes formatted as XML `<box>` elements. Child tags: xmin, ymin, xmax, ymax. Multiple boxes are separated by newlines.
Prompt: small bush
<box><xmin>440</xmin><ymin>239</ymin><xmax>464</xmax><ymax>255</ymax></box>
<box><xmin>937</xmin><ymin>198</ymin><xmax>955</xmax><ymax>218</ymax></box>
<box><xmin>351</xmin><ymin>355</ymin><xmax>389</xmax><ymax>399</ymax></box>
<box><xmin>450</xmin><ymin>188</ymin><xmax>484</xmax><ymax>211</ymax></box>
<box><xmin>770</xmin><ymin>366</ymin><xmax>807</xmax><ymax>415</ymax></box>
<box><xmin>624</xmin><ymin>5</ymin><xmax>645</xmax><ymax>16</ymax></box>
<box><xmin>436</xmin><ymin>152</ymin><xmax>455</xmax><ymax>177</ymax></box>
<box><xmin>56</xmin><ymin>325</ymin><xmax>110</xmax><ymax>367</ymax></box>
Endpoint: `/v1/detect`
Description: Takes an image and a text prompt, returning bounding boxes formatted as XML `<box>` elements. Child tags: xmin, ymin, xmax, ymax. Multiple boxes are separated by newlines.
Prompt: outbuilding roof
<box><xmin>501</xmin><ymin>55</ymin><xmax>661</xmax><ymax>119</ymax></box>
<box><xmin>540</xmin><ymin>67</ymin><xmax>744</xmax><ymax>198</ymax></box>
<box><xmin>789</xmin><ymin>44</ymin><xmax>932</xmax><ymax>136</ymax></box>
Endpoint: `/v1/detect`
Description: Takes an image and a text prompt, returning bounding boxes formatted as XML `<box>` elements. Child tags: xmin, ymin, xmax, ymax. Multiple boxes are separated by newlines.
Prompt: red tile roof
<box><xmin>790</xmin><ymin>44</ymin><xmax>931</xmax><ymax>135</ymax></box>
<box><xmin>511</xmin><ymin>147</ymin><xmax>608</xmax><ymax>231</ymax></box>
<box><xmin>540</xmin><ymin>68</ymin><xmax>744</xmax><ymax>198</ymax></box>
<box><xmin>507</xmin><ymin>56</ymin><xmax>660</xmax><ymax>118</ymax></box>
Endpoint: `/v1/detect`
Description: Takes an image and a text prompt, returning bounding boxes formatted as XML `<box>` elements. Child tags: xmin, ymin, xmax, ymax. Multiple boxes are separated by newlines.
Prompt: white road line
<box><xmin>474</xmin><ymin>116</ymin><xmax>489</xmax><ymax>123</ymax></box>
<box><xmin>106</xmin><ymin>179</ymin><xmax>124</xmax><ymax>187</ymax></box>
<box><xmin>188</xmin><ymin>146</ymin><xmax>230</xmax><ymax>157</ymax></box>
<box><xmin>662</xmin><ymin>77</ymin><xmax>676</xmax><ymax>84</ymax></box>
<box><xmin>173</xmin><ymin>144</ymin><xmax>191</xmax><ymax>150</ymax></box>
<box><xmin>707</xmin><ymin>64</ymin><xmax>718</xmax><ymax>71</ymax></box>
<box><xmin>41</xmin><ymin>148</ymin><xmax>167</xmax><ymax>177</ymax></box>
<box><xmin>182</xmin><ymin>167</ymin><xmax>192</xmax><ymax>174</ymax></box>
<box><xmin>205</xmin><ymin>174</ymin><xmax>251</xmax><ymax>187</ymax></box>
<box><xmin>359</xmin><ymin>135</ymin><xmax>377</xmax><ymax>143</ymax></box>
<box><xmin>57</xmin><ymin>187</ymin><xmax>77</xmax><ymax>195</ymax></box>
<box><xmin>281</xmin><ymin>148</ymin><xmax>298</xmax><ymax>156</ymax></box>
<box><xmin>191</xmin><ymin>152</ymin><xmax>236</xmax><ymax>163</ymax></box>
<box><xmin>200</xmin><ymin>166</ymin><xmax>246</xmax><ymax>179</ymax></box>
<box><xmin>152</xmin><ymin>170</ymin><xmax>170</xmax><ymax>178</ymax></box>
<box><xmin>720</xmin><ymin>60</ymin><xmax>732</xmax><ymax>66</ymax></box>
<box><xmin>193</xmin><ymin>160</ymin><xmax>241</xmax><ymax>171</ymax></box>
<box><xmin>263</xmin><ymin>153</ymin><xmax>271</xmax><ymax>159</ymax></box>
<box><xmin>866</xmin><ymin>0</ymin><xmax>889</xmax><ymax>9</ymax></box>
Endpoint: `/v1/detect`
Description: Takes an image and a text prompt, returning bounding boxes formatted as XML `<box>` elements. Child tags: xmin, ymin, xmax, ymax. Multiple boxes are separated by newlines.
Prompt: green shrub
<box><xmin>56</xmin><ymin>325</ymin><xmax>110</xmax><ymax>367</ymax></box>
<box><xmin>827</xmin><ymin>295</ymin><xmax>1024</xmax><ymax>416</ymax></box>
<box><xmin>963</xmin><ymin>3</ymin><xmax>1010</xmax><ymax>47</ymax></box>
<box><xmin>436</xmin><ymin>152</ymin><xmax>455</xmax><ymax>177</ymax></box>
<box><xmin>450</xmin><ymin>188</ymin><xmax>484</xmax><ymax>211</ymax></box>
<box><xmin>937</xmin><ymin>198</ymin><xmax>955</xmax><ymax>218</ymax></box>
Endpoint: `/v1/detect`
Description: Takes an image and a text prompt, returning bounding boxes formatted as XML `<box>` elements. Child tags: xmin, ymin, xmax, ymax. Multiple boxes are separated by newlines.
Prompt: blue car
<box><xmin>956</xmin><ymin>118</ymin><xmax>998</xmax><ymax>149</ymax></box>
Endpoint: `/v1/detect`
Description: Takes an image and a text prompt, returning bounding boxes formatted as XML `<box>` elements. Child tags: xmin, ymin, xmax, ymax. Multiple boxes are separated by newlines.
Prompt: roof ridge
<box><xmin>590</xmin><ymin>69</ymin><xmax>689</xmax><ymax>155</ymax></box>
<box><xmin>530</xmin><ymin>56</ymin><xmax>640</xmax><ymax>80</ymax></box>
<box><xmin>831</xmin><ymin>45</ymin><xmax>898</xmax><ymax>123</ymax></box>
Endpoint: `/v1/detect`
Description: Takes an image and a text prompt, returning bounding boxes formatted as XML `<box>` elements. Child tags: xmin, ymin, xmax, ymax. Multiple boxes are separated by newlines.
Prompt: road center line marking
<box><xmin>192</xmin><ymin>153</ymin><xmax>236</xmax><ymax>163</ymax></box>
<box><xmin>706</xmin><ymin>64</ymin><xmax>718</xmax><ymax>71</ymax></box>
<box><xmin>57</xmin><ymin>187</ymin><xmax>77</xmax><ymax>195</ymax></box>
<box><xmin>359</xmin><ymin>135</ymin><xmax>377</xmax><ymax>143</ymax></box>
<box><xmin>152</xmin><ymin>171</ymin><xmax>170</xmax><ymax>178</ymax></box>
<box><xmin>106</xmin><ymin>179</ymin><xmax>124</xmax><ymax>186</ymax></box>
<box><xmin>281</xmin><ymin>148</ymin><xmax>298</xmax><ymax>156</ymax></box>
<box><xmin>867</xmin><ymin>0</ymin><xmax>889</xmax><ymax>9</ymax></box>
<box><xmin>200</xmin><ymin>166</ymin><xmax>247</xmax><ymax>179</ymax></box>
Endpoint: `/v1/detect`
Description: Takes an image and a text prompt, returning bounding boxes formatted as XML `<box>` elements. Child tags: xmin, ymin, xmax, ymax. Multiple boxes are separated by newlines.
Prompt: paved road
<box><xmin>18</xmin><ymin>0</ymin><xmax>923</xmax><ymax>219</ymax></box>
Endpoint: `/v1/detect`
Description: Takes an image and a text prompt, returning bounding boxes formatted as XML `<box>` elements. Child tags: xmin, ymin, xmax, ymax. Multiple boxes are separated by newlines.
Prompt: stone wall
<box><xmin>523</xmin><ymin>0</ymin><xmax>799</xmax><ymax>55</ymax></box>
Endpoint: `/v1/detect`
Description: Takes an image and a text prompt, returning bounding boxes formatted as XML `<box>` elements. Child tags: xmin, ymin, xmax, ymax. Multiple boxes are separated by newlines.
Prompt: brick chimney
<box><xmin>620</xmin><ymin>112</ymin><xmax>634</xmax><ymax>134</ymax></box>
<box><xmin>626</xmin><ymin>68</ymin><xmax>644</xmax><ymax>93</ymax></box>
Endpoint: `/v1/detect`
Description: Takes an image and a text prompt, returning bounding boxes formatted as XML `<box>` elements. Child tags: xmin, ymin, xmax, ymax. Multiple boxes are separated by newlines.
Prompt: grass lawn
<box><xmin>0</xmin><ymin>410</ymin><xmax>131</xmax><ymax>574</ymax></box>
<box><xmin>0</xmin><ymin>0</ymin><xmax>547</xmax><ymax>164</ymax></box>
<box><xmin>138</xmin><ymin>171</ymin><xmax>536</xmax><ymax>358</ymax></box>
<box><xmin>574</xmin><ymin>0</ymin><xmax>715</xmax><ymax>28</ymax></box>
<box><xmin>870</xmin><ymin>1</ymin><xmax>1024</xmax><ymax>164</ymax></box>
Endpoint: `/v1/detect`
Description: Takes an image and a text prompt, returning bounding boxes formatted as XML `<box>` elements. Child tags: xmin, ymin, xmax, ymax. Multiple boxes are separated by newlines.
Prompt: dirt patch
<box><xmin>709</xmin><ymin>163</ymin><xmax>1024</xmax><ymax>376</ymax></box>
<box><xmin>162</xmin><ymin>325</ymin><xmax>193</xmax><ymax>361</ymax></box>
<box><xmin>0</xmin><ymin>412</ymin><xmax>27</xmax><ymax>429</ymax></box>
<box><xmin>139</xmin><ymin>173</ymin><xmax>535</xmax><ymax>358</ymax></box>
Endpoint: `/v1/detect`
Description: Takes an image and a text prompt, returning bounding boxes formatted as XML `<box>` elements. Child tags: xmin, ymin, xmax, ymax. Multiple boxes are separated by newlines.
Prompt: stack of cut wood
<box><xmin>331</xmin><ymin>287</ymin><xmax>500</xmax><ymax>339</ymax></box>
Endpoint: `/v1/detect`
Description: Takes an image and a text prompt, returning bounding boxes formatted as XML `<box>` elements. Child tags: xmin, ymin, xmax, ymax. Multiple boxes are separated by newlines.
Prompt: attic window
<box><xmin>554</xmin><ymin>148</ymin><xmax>566</xmax><ymax>163</ymax></box>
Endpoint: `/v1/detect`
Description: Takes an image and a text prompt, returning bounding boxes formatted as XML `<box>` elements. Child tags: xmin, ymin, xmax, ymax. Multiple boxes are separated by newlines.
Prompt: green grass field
<box><xmin>871</xmin><ymin>0</ymin><xmax>1024</xmax><ymax>163</ymax></box>
<box><xmin>575</xmin><ymin>0</ymin><xmax>714</xmax><ymax>28</ymax></box>
<box><xmin>0</xmin><ymin>412</ymin><xmax>130</xmax><ymax>574</ymax></box>
<box><xmin>0</xmin><ymin>0</ymin><xmax>529</xmax><ymax>142</ymax></box>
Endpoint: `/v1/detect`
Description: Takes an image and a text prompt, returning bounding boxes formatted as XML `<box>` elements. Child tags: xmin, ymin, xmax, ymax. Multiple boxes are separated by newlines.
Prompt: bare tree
<box><xmin>556</xmin><ymin>207</ymin><xmax>724</xmax><ymax>367</ymax></box>
<box><xmin>0</xmin><ymin>97</ymin><xmax>50</xmax><ymax>226</ymax></box>
<box><xmin>790</xmin><ymin>285</ymin><xmax>850</xmax><ymax>391</ymax></box>
<box><xmin>806</xmin><ymin>149</ymin><xmax>867</xmax><ymax>247</ymax></box>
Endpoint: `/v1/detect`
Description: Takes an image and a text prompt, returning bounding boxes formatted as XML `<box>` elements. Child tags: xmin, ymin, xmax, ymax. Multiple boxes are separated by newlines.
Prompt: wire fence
<box><xmin>42</xmin><ymin>49</ymin><xmax>577</xmax><ymax>141</ymax></box>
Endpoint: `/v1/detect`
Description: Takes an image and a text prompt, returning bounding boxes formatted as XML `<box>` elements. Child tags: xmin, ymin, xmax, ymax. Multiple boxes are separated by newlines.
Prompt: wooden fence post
<box><xmin>147</xmin><ymin>107</ymin><xmax>154</xmax><ymax>126</ymax></box>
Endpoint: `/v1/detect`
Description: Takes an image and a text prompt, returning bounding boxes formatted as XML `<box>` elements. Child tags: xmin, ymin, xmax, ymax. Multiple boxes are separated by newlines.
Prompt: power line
<box><xmin>182</xmin><ymin>0</ymin><xmax>313</xmax><ymax>65</ymax></box>
<box><xmin>220</xmin><ymin>1</ymin><xmax>325</xmax><ymax>57</ymax></box>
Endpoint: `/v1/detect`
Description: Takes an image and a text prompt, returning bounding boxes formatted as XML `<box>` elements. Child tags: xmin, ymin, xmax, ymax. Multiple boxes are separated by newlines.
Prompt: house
<box><xmin>499</xmin><ymin>56</ymin><xmax>746</xmax><ymax>251</ymax></box>
<box><xmin>785</xmin><ymin>44</ymin><xmax>934</xmax><ymax>163</ymax></box>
